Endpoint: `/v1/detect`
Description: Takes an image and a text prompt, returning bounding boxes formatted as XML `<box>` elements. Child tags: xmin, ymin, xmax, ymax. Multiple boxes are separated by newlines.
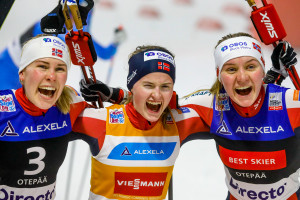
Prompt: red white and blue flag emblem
<box><xmin>52</xmin><ymin>48</ymin><xmax>63</xmax><ymax>58</ymax></box>
<box><xmin>158</xmin><ymin>62</ymin><xmax>170</xmax><ymax>71</ymax></box>
<box><xmin>252</xmin><ymin>42</ymin><xmax>261</xmax><ymax>53</ymax></box>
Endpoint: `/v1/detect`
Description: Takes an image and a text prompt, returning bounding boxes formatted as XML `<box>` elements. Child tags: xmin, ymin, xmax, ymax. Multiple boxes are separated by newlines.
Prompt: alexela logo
<box><xmin>114</xmin><ymin>172</ymin><xmax>167</xmax><ymax>196</ymax></box>
<box><xmin>1</xmin><ymin>121</ymin><xmax>18</xmax><ymax>137</ymax></box>
<box><xmin>260</xmin><ymin>11</ymin><xmax>278</xmax><ymax>39</ymax></box>
<box><xmin>22</xmin><ymin>120</ymin><xmax>68</xmax><ymax>134</ymax></box>
<box><xmin>229</xmin><ymin>177</ymin><xmax>286</xmax><ymax>200</ymax></box>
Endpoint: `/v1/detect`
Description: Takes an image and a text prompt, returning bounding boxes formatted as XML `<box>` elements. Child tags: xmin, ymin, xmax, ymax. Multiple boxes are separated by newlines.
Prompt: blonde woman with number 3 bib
<box><xmin>0</xmin><ymin>34</ymin><xmax>90</xmax><ymax>199</ymax></box>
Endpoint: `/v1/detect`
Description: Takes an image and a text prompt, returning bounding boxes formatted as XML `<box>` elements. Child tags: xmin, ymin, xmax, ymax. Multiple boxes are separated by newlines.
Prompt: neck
<box><xmin>231</xmin><ymin>86</ymin><xmax>265</xmax><ymax>117</ymax></box>
<box><xmin>15</xmin><ymin>87</ymin><xmax>48</xmax><ymax>116</ymax></box>
<box><xmin>125</xmin><ymin>102</ymin><xmax>157</xmax><ymax>130</ymax></box>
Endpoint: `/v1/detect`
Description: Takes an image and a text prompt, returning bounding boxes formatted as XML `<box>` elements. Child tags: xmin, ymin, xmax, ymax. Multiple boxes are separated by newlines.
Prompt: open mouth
<box><xmin>38</xmin><ymin>86</ymin><xmax>56</xmax><ymax>97</ymax></box>
<box><xmin>146</xmin><ymin>101</ymin><xmax>162</xmax><ymax>112</ymax></box>
<box><xmin>235</xmin><ymin>86</ymin><xmax>252</xmax><ymax>96</ymax></box>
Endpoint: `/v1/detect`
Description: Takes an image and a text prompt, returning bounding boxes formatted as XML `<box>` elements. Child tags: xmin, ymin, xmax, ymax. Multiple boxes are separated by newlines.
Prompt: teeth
<box><xmin>236</xmin><ymin>86</ymin><xmax>250</xmax><ymax>90</ymax></box>
<box><xmin>39</xmin><ymin>86</ymin><xmax>55</xmax><ymax>91</ymax></box>
<box><xmin>147</xmin><ymin>101</ymin><xmax>161</xmax><ymax>105</ymax></box>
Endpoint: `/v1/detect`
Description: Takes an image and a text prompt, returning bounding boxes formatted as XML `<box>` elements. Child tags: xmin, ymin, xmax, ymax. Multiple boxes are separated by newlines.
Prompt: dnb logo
<box><xmin>114</xmin><ymin>172</ymin><xmax>167</xmax><ymax>197</ymax></box>
<box><xmin>109</xmin><ymin>108</ymin><xmax>125</xmax><ymax>124</ymax></box>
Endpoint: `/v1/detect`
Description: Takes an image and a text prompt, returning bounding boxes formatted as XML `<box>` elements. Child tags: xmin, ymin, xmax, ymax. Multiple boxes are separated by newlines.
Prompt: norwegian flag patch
<box><xmin>158</xmin><ymin>62</ymin><xmax>170</xmax><ymax>71</ymax></box>
<box><xmin>52</xmin><ymin>48</ymin><xmax>63</xmax><ymax>58</ymax></box>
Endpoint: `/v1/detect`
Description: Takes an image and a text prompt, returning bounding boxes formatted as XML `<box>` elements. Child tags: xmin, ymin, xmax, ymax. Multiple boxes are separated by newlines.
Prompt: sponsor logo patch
<box><xmin>144</xmin><ymin>50</ymin><xmax>175</xmax><ymax>65</ymax></box>
<box><xmin>219</xmin><ymin>146</ymin><xmax>286</xmax><ymax>170</ymax></box>
<box><xmin>215</xmin><ymin>93</ymin><xmax>230</xmax><ymax>111</ymax></box>
<box><xmin>230</xmin><ymin>177</ymin><xmax>286</xmax><ymax>199</ymax></box>
<box><xmin>114</xmin><ymin>172</ymin><xmax>167</xmax><ymax>197</ymax></box>
<box><xmin>0</xmin><ymin>94</ymin><xmax>15</xmax><ymax>112</ymax></box>
<box><xmin>108</xmin><ymin>142</ymin><xmax>176</xmax><ymax>160</ymax></box>
<box><xmin>268</xmin><ymin>92</ymin><xmax>282</xmax><ymax>110</ymax></box>
<box><xmin>216</xmin><ymin>121</ymin><xmax>232</xmax><ymax>135</ymax></box>
<box><xmin>1</xmin><ymin>121</ymin><xmax>18</xmax><ymax>137</ymax></box>
<box><xmin>109</xmin><ymin>108</ymin><xmax>125</xmax><ymax>124</ymax></box>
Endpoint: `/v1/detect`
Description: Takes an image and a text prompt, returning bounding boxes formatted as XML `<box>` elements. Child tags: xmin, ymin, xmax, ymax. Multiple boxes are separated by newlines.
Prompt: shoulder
<box><xmin>171</xmin><ymin>107</ymin><xmax>200</xmax><ymax>122</ymax></box>
<box><xmin>179</xmin><ymin>89</ymin><xmax>214</xmax><ymax>107</ymax></box>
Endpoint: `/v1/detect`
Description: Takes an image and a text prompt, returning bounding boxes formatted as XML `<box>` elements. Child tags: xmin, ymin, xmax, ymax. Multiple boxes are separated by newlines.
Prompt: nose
<box><xmin>151</xmin><ymin>87</ymin><xmax>162</xmax><ymax>99</ymax></box>
<box><xmin>46</xmin><ymin>68</ymin><xmax>56</xmax><ymax>81</ymax></box>
<box><xmin>236</xmin><ymin>68</ymin><xmax>249</xmax><ymax>83</ymax></box>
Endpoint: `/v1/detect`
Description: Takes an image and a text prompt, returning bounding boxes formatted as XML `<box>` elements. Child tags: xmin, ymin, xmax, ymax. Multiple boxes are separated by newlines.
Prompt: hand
<box><xmin>264</xmin><ymin>41</ymin><xmax>298</xmax><ymax>85</ymax></box>
<box><xmin>113</xmin><ymin>26</ymin><xmax>127</xmax><ymax>46</ymax></box>
<box><xmin>78</xmin><ymin>0</ymin><xmax>94</xmax><ymax>26</ymax></box>
<box><xmin>40</xmin><ymin>3</ymin><xmax>66</xmax><ymax>34</ymax></box>
<box><xmin>271</xmin><ymin>41</ymin><xmax>297</xmax><ymax>77</ymax></box>
<box><xmin>79</xmin><ymin>79</ymin><xmax>120</xmax><ymax>103</ymax></box>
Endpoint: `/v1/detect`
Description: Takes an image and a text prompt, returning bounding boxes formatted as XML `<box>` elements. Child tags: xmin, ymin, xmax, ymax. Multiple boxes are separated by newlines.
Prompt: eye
<box><xmin>143</xmin><ymin>83</ymin><xmax>153</xmax><ymax>88</ymax></box>
<box><xmin>161</xmin><ymin>84</ymin><xmax>172</xmax><ymax>91</ymax></box>
<box><xmin>56</xmin><ymin>66</ymin><xmax>67</xmax><ymax>72</ymax></box>
<box><xmin>38</xmin><ymin>65</ymin><xmax>48</xmax><ymax>69</ymax></box>
<box><xmin>225</xmin><ymin>67</ymin><xmax>237</xmax><ymax>73</ymax></box>
<box><xmin>246</xmin><ymin>64</ymin><xmax>257</xmax><ymax>70</ymax></box>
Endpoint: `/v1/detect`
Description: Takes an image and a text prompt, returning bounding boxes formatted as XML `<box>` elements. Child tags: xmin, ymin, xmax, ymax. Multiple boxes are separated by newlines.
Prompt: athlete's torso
<box><xmin>0</xmin><ymin>89</ymin><xmax>86</xmax><ymax>199</ymax></box>
<box><xmin>181</xmin><ymin>84</ymin><xmax>300</xmax><ymax>200</ymax></box>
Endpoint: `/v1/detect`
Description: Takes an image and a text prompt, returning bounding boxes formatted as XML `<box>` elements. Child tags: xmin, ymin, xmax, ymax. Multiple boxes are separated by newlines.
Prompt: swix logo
<box><xmin>72</xmin><ymin>42</ymin><xmax>85</xmax><ymax>65</ymax></box>
<box><xmin>114</xmin><ymin>172</ymin><xmax>167</xmax><ymax>196</ymax></box>
<box><xmin>1</xmin><ymin>121</ymin><xmax>18</xmax><ymax>137</ymax></box>
<box><xmin>43</xmin><ymin>28</ymin><xmax>57</xmax><ymax>33</ymax></box>
<box><xmin>216</xmin><ymin>121</ymin><xmax>232</xmax><ymax>135</ymax></box>
<box><xmin>260</xmin><ymin>11</ymin><xmax>278</xmax><ymax>39</ymax></box>
<box><xmin>229</xmin><ymin>177</ymin><xmax>286</xmax><ymax>200</ymax></box>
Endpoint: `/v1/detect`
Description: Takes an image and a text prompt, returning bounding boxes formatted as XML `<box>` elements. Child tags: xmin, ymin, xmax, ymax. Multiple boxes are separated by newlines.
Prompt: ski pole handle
<box><xmin>67</xmin><ymin>0</ymin><xmax>84</xmax><ymax>35</ymax></box>
<box><xmin>61</xmin><ymin>0</ymin><xmax>73</xmax><ymax>33</ymax></box>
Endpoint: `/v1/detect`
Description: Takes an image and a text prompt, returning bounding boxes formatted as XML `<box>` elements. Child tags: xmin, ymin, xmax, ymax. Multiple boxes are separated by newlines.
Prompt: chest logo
<box><xmin>1</xmin><ymin>121</ymin><xmax>18</xmax><ymax>137</ymax></box>
<box><xmin>216</xmin><ymin>121</ymin><xmax>232</xmax><ymax>135</ymax></box>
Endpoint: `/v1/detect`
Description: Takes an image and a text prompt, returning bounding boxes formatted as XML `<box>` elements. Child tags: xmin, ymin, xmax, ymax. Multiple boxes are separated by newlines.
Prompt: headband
<box><xmin>19</xmin><ymin>36</ymin><xmax>71</xmax><ymax>73</ymax></box>
<box><xmin>214</xmin><ymin>36</ymin><xmax>265</xmax><ymax>81</ymax></box>
<box><xmin>127</xmin><ymin>49</ymin><xmax>176</xmax><ymax>90</ymax></box>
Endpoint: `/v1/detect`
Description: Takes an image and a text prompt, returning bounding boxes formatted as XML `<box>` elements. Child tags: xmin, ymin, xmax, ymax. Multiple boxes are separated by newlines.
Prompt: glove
<box><xmin>78</xmin><ymin>0</ymin><xmax>94</xmax><ymax>26</ymax></box>
<box><xmin>112</xmin><ymin>26</ymin><xmax>127</xmax><ymax>46</ymax></box>
<box><xmin>40</xmin><ymin>1</ymin><xmax>66</xmax><ymax>34</ymax></box>
<box><xmin>264</xmin><ymin>41</ymin><xmax>298</xmax><ymax>85</ymax></box>
<box><xmin>79</xmin><ymin>79</ymin><xmax>121</xmax><ymax>103</ymax></box>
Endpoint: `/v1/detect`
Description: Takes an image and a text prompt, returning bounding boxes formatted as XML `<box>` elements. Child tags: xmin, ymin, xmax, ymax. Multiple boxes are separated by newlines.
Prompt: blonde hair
<box><xmin>56</xmin><ymin>86</ymin><xmax>74</xmax><ymax>114</ymax></box>
<box><xmin>126</xmin><ymin>45</ymin><xmax>175</xmax><ymax>128</ymax></box>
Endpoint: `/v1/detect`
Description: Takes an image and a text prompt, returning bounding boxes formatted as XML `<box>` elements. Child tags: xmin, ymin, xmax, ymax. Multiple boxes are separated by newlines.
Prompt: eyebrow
<box><xmin>35</xmin><ymin>60</ymin><xmax>67</xmax><ymax>67</ymax></box>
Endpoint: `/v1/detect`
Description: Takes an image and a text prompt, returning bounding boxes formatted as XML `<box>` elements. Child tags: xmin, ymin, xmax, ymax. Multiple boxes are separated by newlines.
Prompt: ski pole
<box><xmin>64</xmin><ymin>0</ymin><xmax>103</xmax><ymax>108</ymax></box>
<box><xmin>246</xmin><ymin>0</ymin><xmax>300</xmax><ymax>89</ymax></box>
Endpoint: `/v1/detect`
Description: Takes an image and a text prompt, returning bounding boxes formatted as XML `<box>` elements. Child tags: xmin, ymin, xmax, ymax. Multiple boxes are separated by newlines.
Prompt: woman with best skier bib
<box><xmin>181</xmin><ymin>32</ymin><xmax>300</xmax><ymax>200</ymax></box>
